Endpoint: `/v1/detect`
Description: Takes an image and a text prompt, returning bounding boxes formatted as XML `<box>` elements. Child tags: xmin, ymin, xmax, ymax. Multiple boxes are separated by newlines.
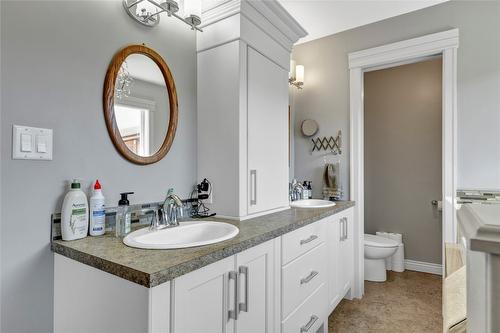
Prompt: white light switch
<box><xmin>36</xmin><ymin>135</ymin><xmax>48</xmax><ymax>153</ymax></box>
<box><xmin>21</xmin><ymin>134</ymin><xmax>32</xmax><ymax>152</ymax></box>
<box><xmin>13</xmin><ymin>125</ymin><xmax>53</xmax><ymax>160</ymax></box>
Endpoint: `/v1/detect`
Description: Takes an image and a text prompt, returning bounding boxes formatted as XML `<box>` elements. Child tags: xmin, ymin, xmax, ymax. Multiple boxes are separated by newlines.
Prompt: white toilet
<box><xmin>364</xmin><ymin>234</ymin><xmax>399</xmax><ymax>282</ymax></box>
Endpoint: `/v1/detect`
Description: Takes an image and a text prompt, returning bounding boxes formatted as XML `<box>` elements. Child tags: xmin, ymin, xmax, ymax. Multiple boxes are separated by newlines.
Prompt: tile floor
<box><xmin>329</xmin><ymin>270</ymin><xmax>442</xmax><ymax>333</ymax></box>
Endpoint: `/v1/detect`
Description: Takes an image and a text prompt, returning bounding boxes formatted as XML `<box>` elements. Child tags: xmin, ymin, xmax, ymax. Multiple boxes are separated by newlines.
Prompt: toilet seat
<box><xmin>364</xmin><ymin>234</ymin><xmax>398</xmax><ymax>248</ymax></box>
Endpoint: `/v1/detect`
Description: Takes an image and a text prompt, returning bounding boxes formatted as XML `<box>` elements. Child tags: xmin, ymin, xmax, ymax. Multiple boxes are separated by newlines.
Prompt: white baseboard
<box><xmin>404</xmin><ymin>259</ymin><xmax>442</xmax><ymax>275</ymax></box>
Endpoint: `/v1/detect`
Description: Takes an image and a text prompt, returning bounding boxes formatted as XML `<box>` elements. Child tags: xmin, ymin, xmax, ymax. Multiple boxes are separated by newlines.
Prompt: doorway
<box><xmin>364</xmin><ymin>57</ymin><xmax>443</xmax><ymax>269</ymax></box>
<box><xmin>348</xmin><ymin>29</ymin><xmax>459</xmax><ymax>298</ymax></box>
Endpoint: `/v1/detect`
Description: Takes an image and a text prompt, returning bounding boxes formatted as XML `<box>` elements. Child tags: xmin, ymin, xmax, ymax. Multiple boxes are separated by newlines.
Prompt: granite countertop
<box><xmin>52</xmin><ymin>201</ymin><xmax>355</xmax><ymax>288</ymax></box>
<box><xmin>457</xmin><ymin>203</ymin><xmax>500</xmax><ymax>255</ymax></box>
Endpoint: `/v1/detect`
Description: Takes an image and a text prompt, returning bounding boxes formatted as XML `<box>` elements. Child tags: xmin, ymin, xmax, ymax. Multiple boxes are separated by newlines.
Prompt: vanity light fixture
<box><xmin>123</xmin><ymin>0</ymin><xmax>203</xmax><ymax>31</ymax></box>
<box><xmin>289</xmin><ymin>60</ymin><xmax>304</xmax><ymax>89</ymax></box>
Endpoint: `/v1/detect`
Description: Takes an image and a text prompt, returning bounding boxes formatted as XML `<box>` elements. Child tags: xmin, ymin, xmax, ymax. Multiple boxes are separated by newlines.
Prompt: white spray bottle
<box><xmin>89</xmin><ymin>180</ymin><xmax>106</xmax><ymax>236</ymax></box>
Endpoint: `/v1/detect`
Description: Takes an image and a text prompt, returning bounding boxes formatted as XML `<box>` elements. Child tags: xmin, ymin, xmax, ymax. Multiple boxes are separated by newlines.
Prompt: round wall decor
<box><xmin>301</xmin><ymin>119</ymin><xmax>319</xmax><ymax>137</ymax></box>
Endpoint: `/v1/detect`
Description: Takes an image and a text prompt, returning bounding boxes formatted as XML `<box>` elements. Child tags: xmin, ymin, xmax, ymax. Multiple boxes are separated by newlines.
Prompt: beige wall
<box><xmin>364</xmin><ymin>58</ymin><xmax>442</xmax><ymax>264</ymax></box>
<box><xmin>292</xmin><ymin>0</ymin><xmax>500</xmax><ymax>199</ymax></box>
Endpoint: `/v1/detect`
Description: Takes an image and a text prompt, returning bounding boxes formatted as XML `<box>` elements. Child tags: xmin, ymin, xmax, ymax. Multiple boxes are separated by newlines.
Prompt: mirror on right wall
<box><xmin>103</xmin><ymin>44</ymin><xmax>178</xmax><ymax>165</ymax></box>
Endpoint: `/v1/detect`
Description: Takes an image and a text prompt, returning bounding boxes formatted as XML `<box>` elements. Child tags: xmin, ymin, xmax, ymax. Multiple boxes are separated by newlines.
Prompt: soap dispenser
<box><xmin>307</xmin><ymin>181</ymin><xmax>313</xmax><ymax>199</ymax></box>
<box><xmin>116</xmin><ymin>192</ymin><xmax>133</xmax><ymax>237</ymax></box>
<box><xmin>302</xmin><ymin>181</ymin><xmax>309</xmax><ymax>199</ymax></box>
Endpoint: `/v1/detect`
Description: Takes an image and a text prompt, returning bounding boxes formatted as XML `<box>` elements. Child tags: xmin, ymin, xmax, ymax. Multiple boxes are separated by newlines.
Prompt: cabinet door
<box><xmin>247</xmin><ymin>47</ymin><xmax>289</xmax><ymax>214</ymax></box>
<box><xmin>338</xmin><ymin>210</ymin><xmax>354</xmax><ymax>298</ymax></box>
<box><xmin>326</xmin><ymin>214</ymin><xmax>341</xmax><ymax>314</ymax></box>
<box><xmin>173</xmin><ymin>256</ymin><xmax>236</xmax><ymax>333</ymax></box>
<box><xmin>235</xmin><ymin>240</ymin><xmax>276</xmax><ymax>333</ymax></box>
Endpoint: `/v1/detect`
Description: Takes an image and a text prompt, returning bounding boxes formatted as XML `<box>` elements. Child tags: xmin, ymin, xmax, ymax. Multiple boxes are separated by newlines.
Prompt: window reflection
<box><xmin>114</xmin><ymin>104</ymin><xmax>150</xmax><ymax>156</ymax></box>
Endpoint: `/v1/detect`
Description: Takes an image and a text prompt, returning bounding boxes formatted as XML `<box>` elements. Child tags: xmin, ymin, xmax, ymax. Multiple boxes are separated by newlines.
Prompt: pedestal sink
<box><xmin>123</xmin><ymin>221</ymin><xmax>239</xmax><ymax>249</ymax></box>
<box><xmin>290</xmin><ymin>199</ymin><xmax>336</xmax><ymax>209</ymax></box>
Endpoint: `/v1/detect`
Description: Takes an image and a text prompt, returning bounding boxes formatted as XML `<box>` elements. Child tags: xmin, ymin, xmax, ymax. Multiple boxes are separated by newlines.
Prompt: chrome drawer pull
<box><xmin>344</xmin><ymin>217</ymin><xmax>348</xmax><ymax>240</ymax></box>
<box><xmin>228</xmin><ymin>271</ymin><xmax>239</xmax><ymax>320</ymax></box>
<box><xmin>339</xmin><ymin>218</ymin><xmax>344</xmax><ymax>241</ymax></box>
<box><xmin>250</xmin><ymin>170</ymin><xmax>257</xmax><ymax>205</ymax></box>
<box><xmin>238</xmin><ymin>266</ymin><xmax>249</xmax><ymax>313</ymax></box>
<box><xmin>301</xmin><ymin>315</ymin><xmax>319</xmax><ymax>332</ymax></box>
<box><xmin>300</xmin><ymin>234</ymin><xmax>318</xmax><ymax>245</ymax></box>
<box><xmin>300</xmin><ymin>271</ymin><xmax>318</xmax><ymax>285</ymax></box>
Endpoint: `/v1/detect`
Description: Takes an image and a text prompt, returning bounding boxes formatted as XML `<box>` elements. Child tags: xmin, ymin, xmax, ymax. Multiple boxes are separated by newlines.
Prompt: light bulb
<box><xmin>296</xmin><ymin>65</ymin><xmax>304</xmax><ymax>85</ymax></box>
<box><xmin>289</xmin><ymin>60</ymin><xmax>296</xmax><ymax>81</ymax></box>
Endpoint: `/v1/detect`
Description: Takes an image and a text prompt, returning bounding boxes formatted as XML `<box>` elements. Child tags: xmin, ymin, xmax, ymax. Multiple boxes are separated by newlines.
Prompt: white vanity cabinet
<box><xmin>173</xmin><ymin>208</ymin><xmax>355</xmax><ymax>333</ymax></box>
<box><xmin>281</xmin><ymin>220</ymin><xmax>329</xmax><ymax>333</ymax></box>
<box><xmin>173</xmin><ymin>256</ymin><xmax>234</xmax><ymax>333</ymax></box>
<box><xmin>327</xmin><ymin>208</ymin><xmax>354</xmax><ymax>312</ymax></box>
<box><xmin>326</xmin><ymin>214</ymin><xmax>341</xmax><ymax>312</ymax></box>
<box><xmin>54</xmin><ymin>254</ymin><xmax>171</xmax><ymax>333</ymax></box>
<box><xmin>338</xmin><ymin>209</ymin><xmax>354</xmax><ymax>298</ymax></box>
<box><xmin>173</xmin><ymin>239</ymin><xmax>278</xmax><ymax>333</ymax></box>
<box><xmin>197</xmin><ymin>0</ymin><xmax>306</xmax><ymax>219</ymax></box>
<box><xmin>235</xmin><ymin>239</ymin><xmax>278</xmax><ymax>333</ymax></box>
<box><xmin>54</xmin><ymin>206</ymin><xmax>358</xmax><ymax>333</ymax></box>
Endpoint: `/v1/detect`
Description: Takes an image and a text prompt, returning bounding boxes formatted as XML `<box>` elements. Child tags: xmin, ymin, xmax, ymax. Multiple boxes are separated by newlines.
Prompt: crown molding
<box><xmin>200</xmin><ymin>0</ymin><xmax>307</xmax><ymax>45</ymax></box>
<box><xmin>246</xmin><ymin>0</ymin><xmax>307</xmax><ymax>43</ymax></box>
<box><xmin>201</xmin><ymin>0</ymin><xmax>241</xmax><ymax>27</ymax></box>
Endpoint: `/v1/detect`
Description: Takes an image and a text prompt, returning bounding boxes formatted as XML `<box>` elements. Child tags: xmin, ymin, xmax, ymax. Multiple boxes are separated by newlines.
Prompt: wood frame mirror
<box><xmin>103</xmin><ymin>44</ymin><xmax>178</xmax><ymax>165</ymax></box>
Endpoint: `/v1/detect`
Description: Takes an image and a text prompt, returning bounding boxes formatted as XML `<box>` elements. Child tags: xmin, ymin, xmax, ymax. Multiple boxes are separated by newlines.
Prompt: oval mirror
<box><xmin>104</xmin><ymin>45</ymin><xmax>178</xmax><ymax>165</ymax></box>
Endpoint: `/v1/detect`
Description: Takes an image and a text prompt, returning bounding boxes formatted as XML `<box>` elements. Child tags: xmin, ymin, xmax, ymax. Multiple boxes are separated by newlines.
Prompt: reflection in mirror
<box><xmin>113</xmin><ymin>54</ymin><xmax>170</xmax><ymax>157</ymax></box>
<box><xmin>114</xmin><ymin>104</ymin><xmax>150</xmax><ymax>155</ymax></box>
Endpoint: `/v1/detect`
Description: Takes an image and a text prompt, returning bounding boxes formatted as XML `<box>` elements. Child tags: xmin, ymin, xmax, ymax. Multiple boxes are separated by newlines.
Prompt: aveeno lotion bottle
<box><xmin>61</xmin><ymin>179</ymin><xmax>89</xmax><ymax>241</ymax></box>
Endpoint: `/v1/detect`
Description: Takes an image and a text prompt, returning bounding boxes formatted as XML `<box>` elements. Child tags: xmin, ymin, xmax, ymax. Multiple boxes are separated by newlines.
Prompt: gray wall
<box><xmin>0</xmin><ymin>1</ymin><xmax>3</xmax><ymax>329</ymax></box>
<box><xmin>0</xmin><ymin>1</ymin><xmax>197</xmax><ymax>332</ymax></box>
<box><xmin>292</xmin><ymin>0</ymin><xmax>500</xmax><ymax>197</ymax></box>
<box><xmin>364</xmin><ymin>58</ymin><xmax>443</xmax><ymax>264</ymax></box>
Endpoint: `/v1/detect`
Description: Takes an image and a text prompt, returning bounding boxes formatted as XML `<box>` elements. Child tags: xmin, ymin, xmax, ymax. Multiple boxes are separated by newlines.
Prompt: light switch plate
<box><xmin>13</xmin><ymin>125</ymin><xmax>53</xmax><ymax>160</ymax></box>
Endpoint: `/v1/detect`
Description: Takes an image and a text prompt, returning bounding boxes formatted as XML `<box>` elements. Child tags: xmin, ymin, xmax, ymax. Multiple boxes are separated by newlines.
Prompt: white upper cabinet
<box><xmin>197</xmin><ymin>0</ymin><xmax>307</xmax><ymax>219</ymax></box>
<box><xmin>247</xmin><ymin>47</ymin><xmax>289</xmax><ymax>214</ymax></box>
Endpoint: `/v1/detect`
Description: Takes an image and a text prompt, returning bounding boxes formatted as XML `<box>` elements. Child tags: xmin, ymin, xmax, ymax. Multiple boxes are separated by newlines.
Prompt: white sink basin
<box><xmin>123</xmin><ymin>221</ymin><xmax>239</xmax><ymax>250</ymax></box>
<box><xmin>290</xmin><ymin>199</ymin><xmax>336</xmax><ymax>209</ymax></box>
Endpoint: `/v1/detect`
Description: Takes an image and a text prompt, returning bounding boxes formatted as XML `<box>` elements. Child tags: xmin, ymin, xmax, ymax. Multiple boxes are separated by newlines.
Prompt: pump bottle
<box><xmin>116</xmin><ymin>192</ymin><xmax>133</xmax><ymax>237</ymax></box>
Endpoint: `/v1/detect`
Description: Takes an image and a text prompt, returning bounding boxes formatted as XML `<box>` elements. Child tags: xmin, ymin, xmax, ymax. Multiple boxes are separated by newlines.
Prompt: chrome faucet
<box><xmin>150</xmin><ymin>188</ymin><xmax>184</xmax><ymax>231</ymax></box>
<box><xmin>164</xmin><ymin>189</ymin><xmax>183</xmax><ymax>226</ymax></box>
<box><xmin>289</xmin><ymin>179</ymin><xmax>304</xmax><ymax>202</ymax></box>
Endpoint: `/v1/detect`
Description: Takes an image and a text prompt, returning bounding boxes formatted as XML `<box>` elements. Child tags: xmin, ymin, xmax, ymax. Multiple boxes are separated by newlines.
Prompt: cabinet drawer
<box><xmin>282</xmin><ymin>283</ymin><xmax>327</xmax><ymax>333</ymax></box>
<box><xmin>282</xmin><ymin>220</ymin><xmax>326</xmax><ymax>265</ymax></box>
<box><xmin>282</xmin><ymin>242</ymin><xmax>327</xmax><ymax>319</ymax></box>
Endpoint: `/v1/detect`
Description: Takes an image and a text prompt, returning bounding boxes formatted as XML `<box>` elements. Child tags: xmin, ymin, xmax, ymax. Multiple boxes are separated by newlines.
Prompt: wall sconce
<box><xmin>289</xmin><ymin>60</ymin><xmax>304</xmax><ymax>89</ymax></box>
<box><xmin>123</xmin><ymin>0</ymin><xmax>203</xmax><ymax>31</ymax></box>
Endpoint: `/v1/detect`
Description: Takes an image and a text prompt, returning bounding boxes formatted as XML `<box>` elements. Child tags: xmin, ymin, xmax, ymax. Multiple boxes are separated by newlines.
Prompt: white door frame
<box><xmin>348</xmin><ymin>29</ymin><xmax>459</xmax><ymax>298</ymax></box>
